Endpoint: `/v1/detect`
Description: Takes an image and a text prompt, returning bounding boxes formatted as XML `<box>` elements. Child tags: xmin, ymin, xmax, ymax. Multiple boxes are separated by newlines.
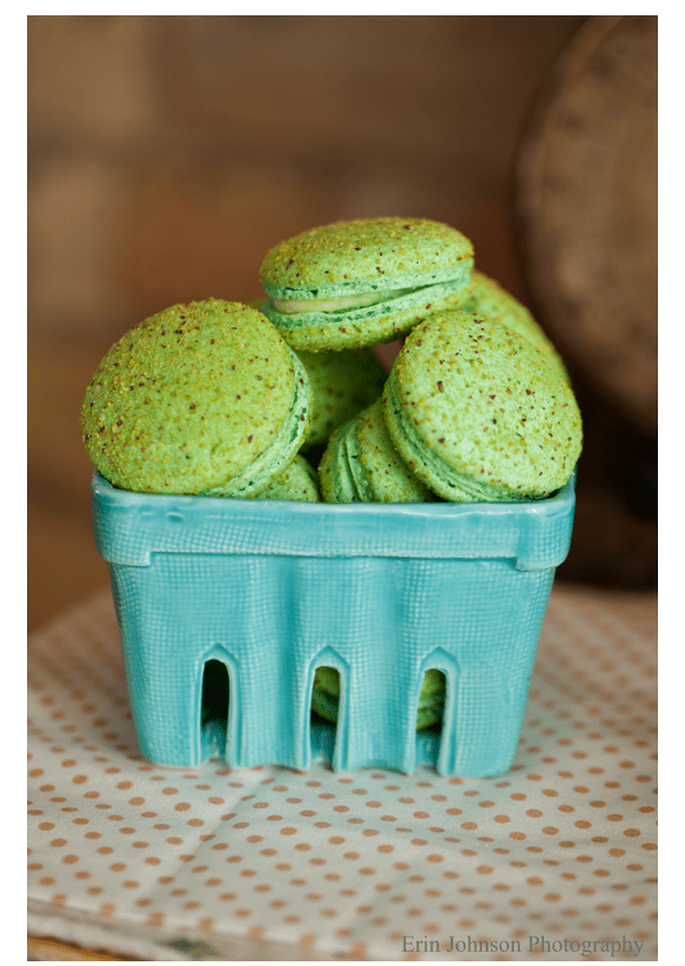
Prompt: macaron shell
<box><xmin>384</xmin><ymin>311</ymin><xmax>583</xmax><ymax>502</ymax></box>
<box><xmin>318</xmin><ymin>422</ymin><xmax>359</xmax><ymax>503</ymax></box>
<box><xmin>296</xmin><ymin>348</ymin><xmax>387</xmax><ymax>447</ymax></box>
<box><xmin>259</xmin><ymin>453</ymin><xmax>320</xmax><ymax>502</ymax></box>
<box><xmin>465</xmin><ymin>270</ymin><xmax>570</xmax><ymax>382</ymax></box>
<box><xmin>260</xmin><ymin>216</ymin><xmax>474</xmax><ymax>300</ymax></box>
<box><xmin>356</xmin><ymin>399</ymin><xmax>434</xmax><ymax>503</ymax></box>
<box><xmin>81</xmin><ymin>299</ymin><xmax>311</xmax><ymax>496</ymax></box>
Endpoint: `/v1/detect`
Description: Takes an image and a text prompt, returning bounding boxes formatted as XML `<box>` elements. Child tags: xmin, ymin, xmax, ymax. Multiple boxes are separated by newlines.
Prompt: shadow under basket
<box><xmin>91</xmin><ymin>470</ymin><xmax>576</xmax><ymax>777</ymax></box>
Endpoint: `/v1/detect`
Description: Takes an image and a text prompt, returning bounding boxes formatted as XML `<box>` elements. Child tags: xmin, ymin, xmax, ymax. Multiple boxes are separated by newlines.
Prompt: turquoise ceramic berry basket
<box><xmin>91</xmin><ymin>470</ymin><xmax>576</xmax><ymax>777</ymax></box>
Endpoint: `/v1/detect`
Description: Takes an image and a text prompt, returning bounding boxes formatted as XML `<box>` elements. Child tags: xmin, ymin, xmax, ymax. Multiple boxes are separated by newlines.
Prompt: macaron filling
<box><xmin>261</xmin><ymin>270</ymin><xmax>473</xmax><ymax>331</ymax></box>
<box><xmin>264</xmin><ymin>261</ymin><xmax>471</xmax><ymax>302</ymax></box>
<box><xmin>271</xmin><ymin>286</ymin><xmax>414</xmax><ymax>314</ymax></box>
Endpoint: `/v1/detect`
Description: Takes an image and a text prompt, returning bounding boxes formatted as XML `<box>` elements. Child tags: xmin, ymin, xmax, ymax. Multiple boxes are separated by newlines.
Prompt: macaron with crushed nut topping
<box><xmin>465</xmin><ymin>270</ymin><xmax>569</xmax><ymax>382</ymax></box>
<box><xmin>81</xmin><ymin>299</ymin><xmax>311</xmax><ymax>497</ymax></box>
<box><xmin>319</xmin><ymin>399</ymin><xmax>433</xmax><ymax>503</ymax></box>
<box><xmin>259</xmin><ymin>216</ymin><xmax>474</xmax><ymax>350</ymax></box>
<box><xmin>260</xmin><ymin>453</ymin><xmax>320</xmax><ymax>501</ymax></box>
<box><xmin>296</xmin><ymin>347</ymin><xmax>387</xmax><ymax>449</ymax></box>
<box><xmin>383</xmin><ymin>310</ymin><xmax>582</xmax><ymax>503</ymax></box>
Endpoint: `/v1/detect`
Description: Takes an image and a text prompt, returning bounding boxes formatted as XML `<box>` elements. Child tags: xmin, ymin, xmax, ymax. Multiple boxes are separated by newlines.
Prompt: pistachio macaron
<box><xmin>465</xmin><ymin>270</ymin><xmax>569</xmax><ymax>382</ymax></box>
<box><xmin>319</xmin><ymin>399</ymin><xmax>433</xmax><ymax>503</ymax></box>
<box><xmin>296</xmin><ymin>347</ymin><xmax>387</xmax><ymax>449</ymax></box>
<box><xmin>312</xmin><ymin>666</ymin><xmax>445</xmax><ymax>730</ymax></box>
<box><xmin>259</xmin><ymin>216</ymin><xmax>475</xmax><ymax>350</ymax></box>
<box><xmin>81</xmin><ymin>299</ymin><xmax>311</xmax><ymax>497</ymax></box>
<box><xmin>383</xmin><ymin>311</ymin><xmax>582</xmax><ymax>503</ymax></box>
<box><xmin>260</xmin><ymin>453</ymin><xmax>320</xmax><ymax>501</ymax></box>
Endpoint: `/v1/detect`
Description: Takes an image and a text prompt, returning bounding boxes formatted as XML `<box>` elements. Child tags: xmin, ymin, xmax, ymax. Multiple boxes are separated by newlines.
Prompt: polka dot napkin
<box><xmin>28</xmin><ymin>583</ymin><xmax>656</xmax><ymax>961</ymax></box>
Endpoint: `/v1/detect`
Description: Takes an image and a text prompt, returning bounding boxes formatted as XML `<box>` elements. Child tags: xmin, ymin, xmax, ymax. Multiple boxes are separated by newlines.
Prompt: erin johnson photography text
<box><xmin>402</xmin><ymin>934</ymin><xmax>645</xmax><ymax>957</ymax></box>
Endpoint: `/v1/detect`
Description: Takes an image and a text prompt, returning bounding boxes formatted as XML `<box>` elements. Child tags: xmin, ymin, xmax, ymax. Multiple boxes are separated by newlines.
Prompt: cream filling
<box><xmin>271</xmin><ymin>286</ymin><xmax>414</xmax><ymax>314</ymax></box>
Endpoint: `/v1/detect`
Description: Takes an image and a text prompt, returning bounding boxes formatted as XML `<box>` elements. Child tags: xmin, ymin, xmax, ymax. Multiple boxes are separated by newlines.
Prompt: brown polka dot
<box><xmin>174</xmin><ymin>802</ymin><xmax>191</xmax><ymax>811</ymax></box>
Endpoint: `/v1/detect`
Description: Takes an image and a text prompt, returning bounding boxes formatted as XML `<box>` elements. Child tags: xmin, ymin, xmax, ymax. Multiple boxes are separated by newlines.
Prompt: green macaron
<box><xmin>383</xmin><ymin>310</ymin><xmax>582</xmax><ymax>503</ymax></box>
<box><xmin>319</xmin><ymin>398</ymin><xmax>433</xmax><ymax>503</ymax></box>
<box><xmin>259</xmin><ymin>453</ymin><xmax>320</xmax><ymax>501</ymax></box>
<box><xmin>311</xmin><ymin>666</ymin><xmax>445</xmax><ymax>730</ymax></box>
<box><xmin>296</xmin><ymin>347</ymin><xmax>387</xmax><ymax>449</ymax></box>
<box><xmin>259</xmin><ymin>216</ymin><xmax>475</xmax><ymax>351</ymax></box>
<box><xmin>81</xmin><ymin>299</ymin><xmax>311</xmax><ymax>497</ymax></box>
<box><xmin>465</xmin><ymin>270</ymin><xmax>569</xmax><ymax>382</ymax></box>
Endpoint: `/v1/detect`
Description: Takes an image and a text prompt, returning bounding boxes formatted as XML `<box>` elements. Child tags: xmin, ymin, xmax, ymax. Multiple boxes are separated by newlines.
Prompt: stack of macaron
<box><xmin>81</xmin><ymin>215</ymin><xmax>583</xmax><ymax>731</ymax></box>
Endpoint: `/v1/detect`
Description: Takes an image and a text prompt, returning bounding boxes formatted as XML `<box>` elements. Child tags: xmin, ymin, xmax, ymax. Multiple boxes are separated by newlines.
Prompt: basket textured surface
<box><xmin>92</xmin><ymin>471</ymin><xmax>576</xmax><ymax>777</ymax></box>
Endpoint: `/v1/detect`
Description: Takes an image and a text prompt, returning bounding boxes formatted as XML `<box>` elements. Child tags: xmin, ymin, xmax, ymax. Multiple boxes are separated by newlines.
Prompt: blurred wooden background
<box><xmin>28</xmin><ymin>16</ymin><xmax>657</xmax><ymax>632</ymax></box>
